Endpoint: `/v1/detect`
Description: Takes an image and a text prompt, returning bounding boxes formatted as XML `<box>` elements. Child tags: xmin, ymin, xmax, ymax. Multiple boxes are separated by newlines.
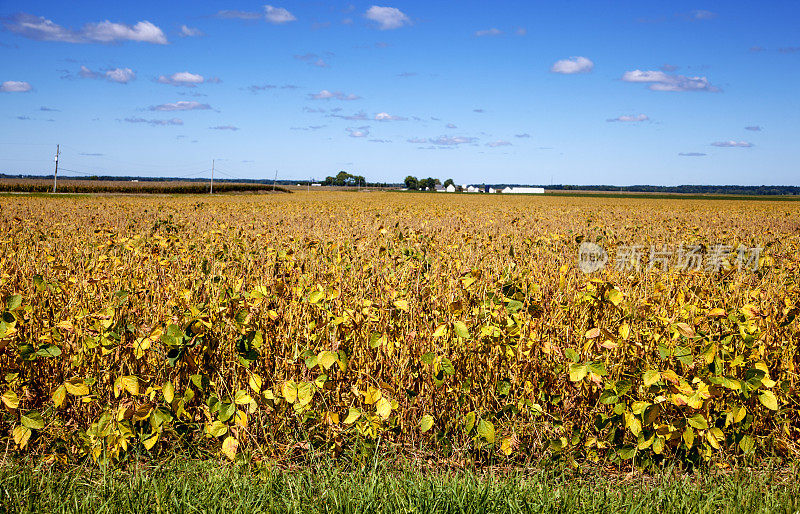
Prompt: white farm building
<box><xmin>501</xmin><ymin>187</ymin><xmax>545</xmax><ymax>194</ymax></box>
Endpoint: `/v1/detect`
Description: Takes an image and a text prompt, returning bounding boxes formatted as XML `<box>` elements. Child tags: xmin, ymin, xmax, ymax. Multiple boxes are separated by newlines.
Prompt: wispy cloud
<box><xmin>294</xmin><ymin>53</ymin><xmax>330</xmax><ymax>67</ymax></box>
<box><xmin>157</xmin><ymin>71</ymin><xmax>206</xmax><ymax>87</ymax></box>
<box><xmin>375</xmin><ymin>112</ymin><xmax>407</xmax><ymax>121</ymax></box>
<box><xmin>621</xmin><ymin>69</ymin><xmax>719</xmax><ymax>92</ymax></box>
<box><xmin>406</xmin><ymin>137</ymin><xmax>427</xmax><ymax>144</ymax></box>
<box><xmin>309</xmin><ymin>89</ymin><xmax>360</xmax><ymax>100</ymax></box>
<box><xmin>3</xmin><ymin>13</ymin><xmax>167</xmax><ymax>44</ymax></box>
<box><xmin>778</xmin><ymin>47</ymin><xmax>800</xmax><ymax>53</ymax></box>
<box><xmin>486</xmin><ymin>140</ymin><xmax>511</xmax><ymax>147</ymax></box>
<box><xmin>124</xmin><ymin>117</ymin><xmax>183</xmax><ymax>126</ymax></box>
<box><xmin>247</xmin><ymin>84</ymin><xmax>277</xmax><ymax>93</ymax></box>
<box><xmin>1</xmin><ymin>80</ymin><xmax>32</xmax><ymax>92</ymax></box>
<box><xmin>40</xmin><ymin>106</ymin><xmax>59</xmax><ymax>112</ymax></box>
<box><xmin>346</xmin><ymin>126</ymin><xmax>370</xmax><ymax>137</ymax></box>
<box><xmin>446</xmin><ymin>123</ymin><xmax>457</xmax><ymax>129</ymax></box>
<box><xmin>745</xmin><ymin>126</ymin><xmax>762</xmax><ymax>131</ymax></box>
<box><xmin>210</xmin><ymin>125</ymin><xmax>239</xmax><ymax>131</ymax></box>
<box><xmin>711</xmin><ymin>140</ymin><xmax>753</xmax><ymax>148</ymax></box>
<box><xmin>397</xmin><ymin>72</ymin><xmax>417</xmax><ymax>78</ymax></box>
<box><xmin>428</xmin><ymin>135</ymin><xmax>477</xmax><ymax>146</ymax></box>
<box><xmin>149</xmin><ymin>101</ymin><xmax>211</xmax><ymax>111</ymax></box>
<box><xmin>329</xmin><ymin>111</ymin><xmax>369</xmax><ymax>121</ymax></box>
<box><xmin>215</xmin><ymin>6</ymin><xmax>295</xmax><ymax>24</ymax></box>
<box><xmin>105</xmin><ymin>68</ymin><xmax>135</xmax><ymax>83</ymax></box>
<box><xmin>475</xmin><ymin>28</ymin><xmax>502</xmax><ymax>37</ymax></box>
<box><xmin>369</xmin><ymin>139</ymin><xmax>391</xmax><ymax>143</ymax></box>
<box><xmin>551</xmin><ymin>56</ymin><xmax>593</xmax><ymax>74</ymax></box>
<box><xmin>606</xmin><ymin>114</ymin><xmax>649</xmax><ymax>122</ymax></box>
<box><xmin>364</xmin><ymin>6</ymin><xmax>411</xmax><ymax>30</ymax></box>
<box><xmin>681</xmin><ymin>9</ymin><xmax>717</xmax><ymax>21</ymax></box>
<box><xmin>290</xmin><ymin>125</ymin><xmax>326</xmax><ymax>130</ymax></box>
<box><xmin>473</xmin><ymin>108</ymin><xmax>484</xmax><ymax>113</ymax></box>
<box><xmin>79</xmin><ymin>152</ymin><xmax>104</xmax><ymax>156</ymax></box>
<box><xmin>264</xmin><ymin>6</ymin><xmax>296</xmax><ymax>24</ymax></box>
<box><xmin>179</xmin><ymin>25</ymin><xmax>203</xmax><ymax>37</ymax></box>
<box><xmin>678</xmin><ymin>152</ymin><xmax>707</xmax><ymax>156</ymax></box>
<box><xmin>515</xmin><ymin>133</ymin><xmax>530</xmax><ymax>138</ymax></box>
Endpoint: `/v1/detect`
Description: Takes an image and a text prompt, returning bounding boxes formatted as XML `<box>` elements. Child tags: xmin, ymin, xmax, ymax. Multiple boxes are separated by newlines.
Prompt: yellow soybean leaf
<box><xmin>584</xmin><ymin>327</ymin><xmax>601</xmax><ymax>339</ymax></box>
<box><xmin>143</xmin><ymin>433</ymin><xmax>159</xmax><ymax>450</ymax></box>
<box><xmin>207</xmin><ymin>420</ymin><xmax>228</xmax><ymax>438</ymax></box>
<box><xmin>344</xmin><ymin>407</ymin><xmax>361</xmax><ymax>424</ymax></box>
<box><xmin>248</xmin><ymin>373</ymin><xmax>263</xmax><ymax>393</ymax></box>
<box><xmin>569</xmin><ymin>363</ymin><xmax>588</xmax><ymax>382</ymax></box>
<box><xmin>282</xmin><ymin>381</ymin><xmax>298</xmax><ymax>404</ymax></box>
<box><xmin>52</xmin><ymin>385</ymin><xmax>66</xmax><ymax>408</ymax></box>
<box><xmin>13</xmin><ymin>426</ymin><xmax>31</xmax><ymax>448</ymax></box>
<box><xmin>2</xmin><ymin>390</ymin><xmax>19</xmax><ymax>409</ymax></box>
<box><xmin>376</xmin><ymin>397</ymin><xmax>392</xmax><ymax>420</ymax></box>
<box><xmin>675</xmin><ymin>323</ymin><xmax>695</xmax><ymax>338</ymax></box>
<box><xmin>619</xmin><ymin>323</ymin><xmax>630</xmax><ymax>340</ymax></box>
<box><xmin>296</xmin><ymin>382</ymin><xmax>314</xmax><ymax>407</ymax></box>
<box><xmin>121</xmin><ymin>376</ymin><xmax>139</xmax><ymax>396</ymax></box>
<box><xmin>683</xmin><ymin>427</ymin><xmax>695</xmax><ymax>448</ymax></box>
<box><xmin>733</xmin><ymin>406</ymin><xmax>747</xmax><ymax>423</ymax></box>
<box><xmin>500</xmin><ymin>437</ymin><xmax>514</xmax><ymax>456</ymax></box>
<box><xmin>317</xmin><ymin>351</ymin><xmax>338</xmax><ymax>370</ymax></box>
<box><xmin>363</xmin><ymin>386</ymin><xmax>381</xmax><ymax>405</ymax></box>
<box><xmin>234</xmin><ymin>390</ymin><xmax>253</xmax><ymax>405</ymax></box>
<box><xmin>162</xmin><ymin>381</ymin><xmax>174</xmax><ymax>404</ymax></box>
<box><xmin>432</xmin><ymin>324</ymin><xmax>447</xmax><ymax>338</ymax></box>
<box><xmin>708</xmin><ymin>308</ymin><xmax>726</xmax><ymax>318</ymax></box>
<box><xmin>222</xmin><ymin>436</ymin><xmax>238</xmax><ymax>461</ymax></box>
<box><xmin>759</xmin><ymin>390</ymin><xmax>778</xmax><ymax>411</ymax></box>
<box><xmin>235</xmin><ymin>410</ymin><xmax>248</xmax><ymax>428</ymax></box>
<box><xmin>453</xmin><ymin>321</ymin><xmax>470</xmax><ymax>339</ymax></box>
<box><xmin>64</xmin><ymin>379</ymin><xmax>89</xmax><ymax>396</ymax></box>
<box><xmin>419</xmin><ymin>414</ymin><xmax>434</xmax><ymax>433</ymax></box>
<box><xmin>393</xmin><ymin>300</ymin><xmax>409</xmax><ymax>312</ymax></box>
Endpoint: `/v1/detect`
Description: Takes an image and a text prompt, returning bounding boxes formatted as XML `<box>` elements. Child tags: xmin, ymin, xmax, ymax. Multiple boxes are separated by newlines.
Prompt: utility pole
<box><xmin>210</xmin><ymin>159</ymin><xmax>214</xmax><ymax>194</ymax></box>
<box><xmin>53</xmin><ymin>144</ymin><xmax>59</xmax><ymax>193</ymax></box>
<box><xmin>272</xmin><ymin>169</ymin><xmax>278</xmax><ymax>191</ymax></box>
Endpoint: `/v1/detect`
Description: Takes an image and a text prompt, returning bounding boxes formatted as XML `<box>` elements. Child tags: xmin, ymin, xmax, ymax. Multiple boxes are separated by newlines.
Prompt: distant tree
<box><xmin>422</xmin><ymin>177</ymin><xmax>437</xmax><ymax>191</ymax></box>
<box><xmin>443</xmin><ymin>178</ymin><xmax>454</xmax><ymax>188</ymax></box>
<box><xmin>404</xmin><ymin>176</ymin><xmax>419</xmax><ymax>190</ymax></box>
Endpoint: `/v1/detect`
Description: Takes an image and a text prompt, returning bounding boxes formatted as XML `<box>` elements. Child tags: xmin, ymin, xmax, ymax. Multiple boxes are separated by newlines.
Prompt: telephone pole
<box><xmin>272</xmin><ymin>169</ymin><xmax>278</xmax><ymax>191</ymax></box>
<box><xmin>53</xmin><ymin>144</ymin><xmax>59</xmax><ymax>193</ymax></box>
<box><xmin>210</xmin><ymin>159</ymin><xmax>214</xmax><ymax>194</ymax></box>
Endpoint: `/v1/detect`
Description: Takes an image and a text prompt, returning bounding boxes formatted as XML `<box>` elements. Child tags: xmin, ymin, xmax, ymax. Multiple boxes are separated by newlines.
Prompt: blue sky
<box><xmin>1</xmin><ymin>1</ymin><xmax>798</xmax><ymax>185</ymax></box>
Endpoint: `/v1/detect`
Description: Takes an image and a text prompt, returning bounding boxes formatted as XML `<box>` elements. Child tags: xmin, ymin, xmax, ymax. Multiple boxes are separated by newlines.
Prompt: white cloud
<box><xmin>309</xmin><ymin>89</ymin><xmax>360</xmax><ymax>100</ymax></box>
<box><xmin>711</xmin><ymin>140</ymin><xmax>753</xmax><ymax>148</ymax></box>
<box><xmin>406</xmin><ymin>137</ymin><xmax>427</xmax><ymax>143</ymax></box>
<box><xmin>210</xmin><ymin>125</ymin><xmax>239</xmax><ymax>131</ymax></box>
<box><xmin>158</xmin><ymin>71</ymin><xmax>205</xmax><ymax>87</ymax></box>
<box><xmin>105</xmin><ymin>68</ymin><xmax>135</xmax><ymax>83</ymax></box>
<box><xmin>0</xmin><ymin>80</ymin><xmax>32</xmax><ymax>92</ymax></box>
<box><xmin>606</xmin><ymin>114</ymin><xmax>649</xmax><ymax>122</ymax></box>
<box><xmin>688</xmin><ymin>9</ymin><xmax>717</xmax><ymax>20</ymax></box>
<box><xmin>365</xmin><ymin>6</ymin><xmax>410</xmax><ymax>30</ymax></box>
<box><xmin>475</xmin><ymin>28</ymin><xmax>502</xmax><ymax>37</ymax></box>
<box><xmin>79</xmin><ymin>65</ymin><xmax>98</xmax><ymax>79</ymax></box>
<box><xmin>375</xmin><ymin>112</ymin><xmax>407</xmax><ymax>121</ymax></box>
<box><xmin>179</xmin><ymin>25</ymin><xmax>204</xmax><ymax>37</ymax></box>
<box><xmin>346</xmin><ymin>126</ymin><xmax>370</xmax><ymax>137</ymax></box>
<box><xmin>215</xmin><ymin>10</ymin><xmax>262</xmax><ymax>20</ymax></box>
<box><xmin>486</xmin><ymin>140</ymin><xmax>512</xmax><ymax>147</ymax></box>
<box><xmin>429</xmin><ymin>135</ymin><xmax>477</xmax><ymax>146</ymax></box>
<box><xmin>124</xmin><ymin>117</ymin><xmax>183</xmax><ymax>126</ymax></box>
<box><xmin>446</xmin><ymin>123</ymin><xmax>457</xmax><ymax>129</ymax></box>
<box><xmin>149</xmin><ymin>101</ymin><xmax>211</xmax><ymax>111</ymax></box>
<box><xmin>3</xmin><ymin>14</ymin><xmax>168</xmax><ymax>44</ymax></box>
<box><xmin>264</xmin><ymin>5</ymin><xmax>296</xmax><ymax>24</ymax></box>
<box><xmin>621</xmin><ymin>69</ymin><xmax>719</xmax><ymax>92</ymax></box>
<box><xmin>678</xmin><ymin>152</ymin><xmax>707</xmax><ymax>156</ymax></box>
<box><xmin>550</xmin><ymin>56</ymin><xmax>593</xmax><ymax>74</ymax></box>
<box><xmin>515</xmin><ymin>133</ymin><xmax>530</xmax><ymax>138</ymax></box>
